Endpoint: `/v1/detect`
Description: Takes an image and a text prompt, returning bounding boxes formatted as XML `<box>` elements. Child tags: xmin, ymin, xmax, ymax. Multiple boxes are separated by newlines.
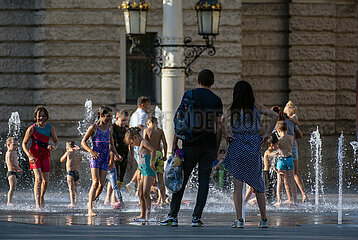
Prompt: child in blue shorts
<box><xmin>125</xmin><ymin>127</ymin><xmax>156</xmax><ymax>221</ymax></box>
<box><xmin>273</xmin><ymin>121</ymin><xmax>296</xmax><ymax>206</ymax></box>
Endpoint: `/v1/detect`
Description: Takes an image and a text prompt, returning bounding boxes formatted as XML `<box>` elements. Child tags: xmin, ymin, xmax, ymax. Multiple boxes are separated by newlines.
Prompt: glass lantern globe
<box><xmin>120</xmin><ymin>0</ymin><xmax>149</xmax><ymax>35</ymax></box>
<box><xmin>195</xmin><ymin>0</ymin><xmax>222</xmax><ymax>36</ymax></box>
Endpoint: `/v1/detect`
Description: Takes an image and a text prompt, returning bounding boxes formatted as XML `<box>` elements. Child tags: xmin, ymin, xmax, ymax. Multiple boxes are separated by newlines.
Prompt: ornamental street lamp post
<box><xmin>120</xmin><ymin>0</ymin><xmax>222</xmax><ymax>154</ymax></box>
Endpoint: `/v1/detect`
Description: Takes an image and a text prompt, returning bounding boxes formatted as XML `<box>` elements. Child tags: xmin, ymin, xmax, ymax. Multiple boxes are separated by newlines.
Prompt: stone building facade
<box><xmin>0</xmin><ymin>0</ymin><xmax>357</xmax><ymax>187</ymax></box>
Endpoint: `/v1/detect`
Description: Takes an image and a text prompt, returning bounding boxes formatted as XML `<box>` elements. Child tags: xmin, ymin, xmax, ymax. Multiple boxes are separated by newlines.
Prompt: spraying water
<box><xmin>8</xmin><ymin>112</ymin><xmax>21</xmax><ymax>139</ymax></box>
<box><xmin>337</xmin><ymin>132</ymin><xmax>345</xmax><ymax>225</ymax></box>
<box><xmin>77</xmin><ymin>100</ymin><xmax>94</xmax><ymax>138</ymax></box>
<box><xmin>309</xmin><ymin>127</ymin><xmax>324</xmax><ymax>208</ymax></box>
<box><xmin>155</xmin><ymin>106</ymin><xmax>164</xmax><ymax>130</ymax></box>
<box><xmin>350</xmin><ymin>141</ymin><xmax>358</xmax><ymax>175</ymax></box>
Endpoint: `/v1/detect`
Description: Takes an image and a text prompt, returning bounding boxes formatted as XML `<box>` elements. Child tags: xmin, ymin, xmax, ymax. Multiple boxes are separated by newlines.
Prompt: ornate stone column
<box><xmin>161</xmin><ymin>0</ymin><xmax>185</xmax><ymax>155</ymax></box>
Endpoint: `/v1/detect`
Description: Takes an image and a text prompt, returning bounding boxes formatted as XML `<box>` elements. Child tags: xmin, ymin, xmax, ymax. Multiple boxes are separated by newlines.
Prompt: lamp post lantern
<box><xmin>195</xmin><ymin>0</ymin><xmax>222</xmax><ymax>36</ymax></box>
<box><xmin>120</xmin><ymin>0</ymin><xmax>149</xmax><ymax>35</ymax></box>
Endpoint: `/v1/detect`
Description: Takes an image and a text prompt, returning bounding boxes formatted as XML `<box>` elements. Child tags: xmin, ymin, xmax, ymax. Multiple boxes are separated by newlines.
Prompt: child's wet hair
<box><xmin>284</xmin><ymin>101</ymin><xmax>297</xmax><ymax>114</ymax></box>
<box><xmin>147</xmin><ymin>116</ymin><xmax>158</xmax><ymax>124</ymax></box>
<box><xmin>125</xmin><ymin>127</ymin><xmax>141</xmax><ymax>145</ymax></box>
<box><xmin>276</xmin><ymin>120</ymin><xmax>288</xmax><ymax>132</ymax></box>
<box><xmin>6</xmin><ymin>137</ymin><xmax>17</xmax><ymax>145</ymax></box>
<box><xmin>98</xmin><ymin>105</ymin><xmax>112</xmax><ymax>118</ymax></box>
<box><xmin>267</xmin><ymin>134</ymin><xmax>278</xmax><ymax>145</ymax></box>
<box><xmin>66</xmin><ymin>140</ymin><xmax>76</xmax><ymax>148</ymax></box>
<box><xmin>116</xmin><ymin>109</ymin><xmax>128</xmax><ymax>118</ymax></box>
<box><xmin>33</xmin><ymin>105</ymin><xmax>49</xmax><ymax>121</ymax></box>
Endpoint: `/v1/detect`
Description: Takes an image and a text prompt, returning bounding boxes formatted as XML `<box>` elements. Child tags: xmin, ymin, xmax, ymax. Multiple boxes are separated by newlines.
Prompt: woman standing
<box><xmin>22</xmin><ymin>106</ymin><xmax>58</xmax><ymax>210</ymax></box>
<box><xmin>222</xmin><ymin>81</ymin><xmax>277</xmax><ymax>228</ymax></box>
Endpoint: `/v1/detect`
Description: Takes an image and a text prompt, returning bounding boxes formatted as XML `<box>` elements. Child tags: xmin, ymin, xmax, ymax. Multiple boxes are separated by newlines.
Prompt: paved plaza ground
<box><xmin>0</xmin><ymin>192</ymin><xmax>358</xmax><ymax>240</ymax></box>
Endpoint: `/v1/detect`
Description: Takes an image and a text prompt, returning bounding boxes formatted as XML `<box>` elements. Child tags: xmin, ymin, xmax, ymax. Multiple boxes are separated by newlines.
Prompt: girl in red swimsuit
<box><xmin>22</xmin><ymin>106</ymin><xmax>58</xmax><ymax>210</ymax></box>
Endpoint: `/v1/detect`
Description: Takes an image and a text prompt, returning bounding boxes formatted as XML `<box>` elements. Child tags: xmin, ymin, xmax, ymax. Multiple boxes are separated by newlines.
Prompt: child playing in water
<box><xmin>5</xmin><ymin>137</ymin><xmax>23</xmax><ymax>206</ymax></box>
<box><xmin>284</xmin><ymin>101</ymin><xmax>307</xmax><ymax>203</ymax></box>
<box><xmin>273</xmin><ymin>121</ymin><xmax>296</xmax><ymax>206</ymax></box>
<box><xmin>125</xmin><ymin>127</ymin><xmax>156</xmax><ymax>221</ymax></box>
<box><xmin>22</xmin><ymin>106</ymin><xmax>59</xmax><ymax>210</ymax></box>
<box><xmin>81</xmin><ymin>105</ymin><xmax>121</xmax><ymax>216</ymax></box>
<box><xmin>60</xmin><ymin>140</ymin><xmax>82</xmax><ymax>208</ymax></box>
<box><xmin>105</xmin><ymin>109</ymin><xmax>130</xmax><ymax>206</ymax></box>
<box><xmin>143</xmin><ymin>116</ymin><xmax>167</xmax><ymax>206</ymax></box>
<box><xmin>263</xmin><ymin>134</ymin><xmax>279</xmax><ymax>203</ymax></box>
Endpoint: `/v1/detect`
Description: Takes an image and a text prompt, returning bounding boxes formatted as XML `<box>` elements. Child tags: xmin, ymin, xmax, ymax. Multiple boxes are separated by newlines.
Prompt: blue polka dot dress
<box><xmin>224</xmin><ymin>106</ymin><xmax>265</xmax><ymax>193</ymax></box>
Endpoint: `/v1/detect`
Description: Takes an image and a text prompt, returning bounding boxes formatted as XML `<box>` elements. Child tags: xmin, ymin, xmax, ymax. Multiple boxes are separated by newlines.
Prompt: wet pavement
<box><xmin>0</xmin><ymin>191</ymin><xmax>358</xmax><ymax>239</ymax></box>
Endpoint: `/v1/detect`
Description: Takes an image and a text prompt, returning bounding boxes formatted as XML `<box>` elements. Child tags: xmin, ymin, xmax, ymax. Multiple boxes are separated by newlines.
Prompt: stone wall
<box><xmin>289</xmin><ymin>0</ymin><xmax>358</xmax><ymax>135</ymax></box>
<box><xmin>241</xmin><ymin>1</ymin><xmax>290</xmax><ymax>109</ymax></box>
<box><xmin>241</xmin><ymin>0</ymin><xmax>357</xmax><ymax>135</ymax></box>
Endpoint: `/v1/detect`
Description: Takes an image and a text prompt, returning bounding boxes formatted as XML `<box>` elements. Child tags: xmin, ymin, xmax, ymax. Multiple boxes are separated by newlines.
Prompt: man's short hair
<box><xmin>198</xmin><ymin>69</ymin><xmax>215</xmax><ymax>87</ymax></box>
<box><xmin>137</xmin><ymin>96</ymin><xmax>150</xmax><ymax>107</ymax></box>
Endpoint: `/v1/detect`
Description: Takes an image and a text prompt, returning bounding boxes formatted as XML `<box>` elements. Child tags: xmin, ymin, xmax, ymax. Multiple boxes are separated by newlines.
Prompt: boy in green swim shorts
<box><xmin>144</xmin><ymin>116</ymin><xmax>168</xmax><ymax>206</ymax></box>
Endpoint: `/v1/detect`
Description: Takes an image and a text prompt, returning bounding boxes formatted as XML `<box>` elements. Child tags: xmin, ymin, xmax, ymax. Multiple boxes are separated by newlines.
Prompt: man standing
<box><xmin>126</xmin><ymin>96</ymin><xmax>151</xmax><ymax>194</ymax></box>
<box><xmin>160</xmin><ymin>69</ymin><xmax>223</xmax><ymax>227</ymax></box>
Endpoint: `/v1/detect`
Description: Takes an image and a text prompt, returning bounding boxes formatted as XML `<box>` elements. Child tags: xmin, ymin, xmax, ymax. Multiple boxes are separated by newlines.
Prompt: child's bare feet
<box><xmin>103</xmin><ymin>200</ymin><xmax>110</xmax><ymax>206</ymax></box>
<box><xmin>134</xmin><ymin>216</ymin><xmax>146</xmax><ymax>222</ymax></box>
<box><xmin>35</xmin><ymin>205</ymin><xmax>41</xmax><ymax>211</ymax></box>
<box><xmin>274</xmin><ymin>201</ymin><xmax>282</xmax><ymax>207</ymax></box>
<box><xmin>302</xmin><ymin>194</ymin><xmax>307</xmax><ymax>203</ymax></box>
<box><xmin>88</xmin><ymin>209</ymin><xmax>97</xmax><ymax>216</ymax></box>
<box><xmin>7</xmin><ymin>203</ymin><xmax>14</xmax><ymax>207</ymax></box>
<box><xmin>68</xmin><ymin>204</ymin><xmax>75</xmax><ymax>208</ymax></box>
<box><xmin>40</xmin><ymin>197</ymin><xmax>45</xmax><ymax>207</ymax></box>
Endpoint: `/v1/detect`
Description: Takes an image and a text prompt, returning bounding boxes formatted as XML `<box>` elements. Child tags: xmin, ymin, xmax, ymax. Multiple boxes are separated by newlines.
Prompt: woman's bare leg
<box><xmin>293</xmin><ymin>160</ymin><xmax>307</xmax><ymax>202</ymax></box>
<box><xmin>254</xmin><ymin>190</ymin><xmax>267</xmax><ymax>219</ymax></box>
<box><xmin>233</xmin><ymin>178</ymin><xmax>243</xmax><ymax>220</ymax></box>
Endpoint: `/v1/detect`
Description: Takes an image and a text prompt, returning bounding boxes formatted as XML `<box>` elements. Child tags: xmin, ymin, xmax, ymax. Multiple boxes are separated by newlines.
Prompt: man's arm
<box><xmin>215</xmin><ymin>116</ymin><xmax>222</xmax><ymax>154</ymax></box>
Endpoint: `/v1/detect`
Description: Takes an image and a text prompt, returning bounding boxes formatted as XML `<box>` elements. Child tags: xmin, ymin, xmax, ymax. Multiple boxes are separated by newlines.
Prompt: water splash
<box><xmin>77</xmin><ymin>100</ymin><xmax>94</xmax><ymax>138</ymax></box>
<box><xmin>337</xmin><ymin>132</ymin><xmax>345</xmax><ymax>225</ymax></box>
<box><xmin>350</xmin><ymin>141</ymin><xmax>358</xmax><ymax>175</ymax></box>
<box><xmin>309</xmin><ymin>127</ymin><xmax>324</xmax><ymax>208</ymax></box>
<box><xmin>8</xmin><ymin>112</ymin><xmax>21</xmax><ymax>139</ymax></box>
<box><xmin>154</xmin><ymin>106</ymin><xmax>164</xmax><ymax>129</ymax></box>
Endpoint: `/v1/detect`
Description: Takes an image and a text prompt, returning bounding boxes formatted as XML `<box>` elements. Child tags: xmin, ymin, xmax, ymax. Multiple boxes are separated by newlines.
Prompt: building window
<box><xmin>126</xmin><ymin>33</ymin><xmax>157</xmax><ymax>103</ymax></box>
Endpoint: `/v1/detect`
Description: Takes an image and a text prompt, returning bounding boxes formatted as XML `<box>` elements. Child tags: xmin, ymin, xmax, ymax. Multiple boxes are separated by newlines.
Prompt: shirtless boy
<box><xmin>143</xmin><ymin>116</ymin><xmax>168</xmax><ymax>206</ymax></box>
<box><xmin>263</xmin><ymin>134</ymin><xmax>279</xmax><ymax>203</ymax></box>
<box><xmin>5</xmin><ymin>137</ymin><xmax>23</xmax><ymax>206</ymax></box>
<box><xmin>273</xmin><ymin>121</ymin><xmax>296</xmax><ymax>206</ymax></box>
<box><xmin>60</xmin><ymin>141</ymin><xmax>82</xmax><ymax>208</ymax></box>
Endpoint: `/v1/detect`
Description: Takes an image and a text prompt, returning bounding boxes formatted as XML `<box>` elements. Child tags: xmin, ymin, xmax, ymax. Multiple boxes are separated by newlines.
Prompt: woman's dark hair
<box><xmin>33</xmin><ymin>105</ymin><xmax>49</xmax><ymax>121</ymax></box>
<box><xmin>230</xmin><ymin>81</ymin><xmax>255</xmax><ymax>124</ymax></box>
<box><xmin>198</xmin><ymin>69</ymin><xmax>214</xmax><ymax>87</ymax></box>
<box><xmin>98</xmin><ymin>105</ymin><xmax>112</xmax><ymax>118</ymax></box>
